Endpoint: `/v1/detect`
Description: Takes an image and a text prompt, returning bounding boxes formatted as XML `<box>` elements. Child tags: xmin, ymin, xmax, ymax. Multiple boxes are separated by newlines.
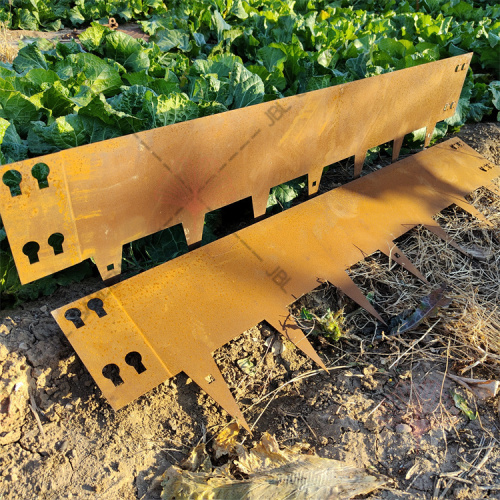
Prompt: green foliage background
<box><xmin>1</xmin><ymin>0</ymin><xmax>499</xmax><ymax>305</ymax></box>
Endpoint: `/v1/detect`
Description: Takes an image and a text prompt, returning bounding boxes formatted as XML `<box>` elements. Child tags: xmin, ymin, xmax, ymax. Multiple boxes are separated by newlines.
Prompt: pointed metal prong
<box><xmin>184</xmin><ymin>353</ymin><xmax>250</xmax><ymax>433</ymax></box>
<box><xmin>328</xmin><ymin>272</ymin><xmax>386</xmax><ymax>325</ymax></box>
<box><xmin>453</xmin><ymin>198</ymin><xmax>494</xmax><ymax>228</ymax></box>
<box><xmin>184</xmin><ymin>218</ymin><xmax>205</xmax><ymax>246</ymax></box>
<box><xmin>353</xmin><ymin>151</ymin><xmax>367</xmax><ymax>179</ymax></box>
<box><xmin>95</xmin><ymin>250</ymin><xmax>123</xmax><ymax>281</ymax></box>
<box><xmin>252</xmin><ymin>191</ymin><xmax>269</xmax><ymax>218</ymax></box>
<box><xmin>266</xmin><ymin>314</ymin><xmax>327</xmax><ymax>371</ymax></box>
<box><xmin>423</xmin><ymin>223</ymin><xmax>468</xmax><ymax>256</ymax></box>
<box><xmin>308</xmin><ymin>166</ymin><xmax>323</xmax><ymax>196</ymax></box>
<box><xmin>392</xmin><ymin>136</ymin><xmax>404</xmax><ymax>162</ymax></box>
<box><xmin>380</xmin><ymin>244</ymin><xmax>429</xmax><ymax>284</ymax></box>
<box><xmin>424</xmin><ymin>122</ymin><xmax>436</xmax><ymax>148</ymax></box>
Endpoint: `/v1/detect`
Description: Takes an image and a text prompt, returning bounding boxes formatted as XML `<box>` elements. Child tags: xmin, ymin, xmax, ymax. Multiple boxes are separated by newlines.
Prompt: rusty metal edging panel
<box><xmin>1</xmin><ymin>54</ymin><xmax>471</xmax><ymax>284</ymax></box>
<box><xmin>51</xmin><ymin>139</ymin><xmax>500</xmax><ymax>430</ymax></box>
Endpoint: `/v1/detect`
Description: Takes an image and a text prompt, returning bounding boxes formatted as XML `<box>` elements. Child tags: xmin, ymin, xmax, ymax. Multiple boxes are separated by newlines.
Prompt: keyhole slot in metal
<box><xmin>31</xmin><ymin>163</ymin><xmax>50</xmax><ymax>189</ymax></box>
<box><xmin>102</xmin><ymin>364</ymin><xmax>124</xmax><ymax>386</ymax></box>
<box><xmin>87</xmin><ymin>298</ymin><xmax>107</xmax><ymax>318</ymax></box>
<box><xmin>64</xmin><ymin>308</ymin><xmax>85</xmax><ymax>328</ymax></box>
<box><xmin>48</xmin><ymin>233</ymin><xmax>64</xmax><ymax>255</ymax></box>
<box><xmin>2</xmin><ymin>169</ymin><xmax>22</xmax><ymax>197</ymax></box>
<box><xmin>125</xmin><ymin>352</ymin><xmax>146</xmax><ymax>374</ymax></box>
<box><xmin>22</xmin><ymin>241</ymin><xmax>40</xmax><ymax>264</ymax></box>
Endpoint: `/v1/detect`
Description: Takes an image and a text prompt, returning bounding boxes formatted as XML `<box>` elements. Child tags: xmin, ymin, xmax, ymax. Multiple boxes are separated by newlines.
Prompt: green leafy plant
<box><xmin>300</xmin><ymin>306</ymin><xmax>346</xmax><ymax>341</ymax></box>
<box><xmin>452</xmin><ymin>391</ymin><xmax>478</xmax><ymax>420</ymax></box>
<box><xmin>1</xmin><ymin>0</ymin><xmax>499</xmax><ymax>304</ymax></box>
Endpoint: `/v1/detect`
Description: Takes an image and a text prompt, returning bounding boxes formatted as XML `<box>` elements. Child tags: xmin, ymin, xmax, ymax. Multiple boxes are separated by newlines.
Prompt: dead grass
<box><xmin>286</xmin><ymin>172</ymin><xmax>500</xmax><ymax>380</ymax></box>
<box><xmin>0</xmin><ymin>23</ymin><xmax>17</xmax><ymax>63</ymax></box>
<box><xmin>344</xmin><ymin>182</ymin><xmax>500</xmax><ymax>375</ymax></box>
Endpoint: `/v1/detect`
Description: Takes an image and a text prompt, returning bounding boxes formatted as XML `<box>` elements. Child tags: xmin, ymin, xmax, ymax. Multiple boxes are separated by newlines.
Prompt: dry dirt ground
<box><xmin>1</xmin><ymin>23</ymin><xmax>148</xmax><ymax>63</ymax></box>
<box><xmin>1</xmin><ymin>122</ymin><xmax>500</xmax><ymax>499</ymax></box>
<box><xmin>2</xmin><ymin>22</ymin><xmax>149</xmax><ymax>45</ymax></box>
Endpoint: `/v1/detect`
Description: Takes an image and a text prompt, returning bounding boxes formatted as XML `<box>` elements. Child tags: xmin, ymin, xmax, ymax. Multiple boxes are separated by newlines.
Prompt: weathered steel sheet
<box><xmin>51</xmin><ymin>139</ymin><xmax>499</xmax><ymax>429</ymax></box>
<box><xmin>1</xmin><ymin>54</ymin><xmax>471</xmax><ymax>284</ymax></box>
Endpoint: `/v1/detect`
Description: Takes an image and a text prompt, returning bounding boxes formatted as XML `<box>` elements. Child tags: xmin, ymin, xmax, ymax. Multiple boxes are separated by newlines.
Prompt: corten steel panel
<box><xmin>52</xmin><ymin>139</ymin><xmax>500</xmax><ymax>430</ymax></box>
<box><xmin>1</xmin><ymin>54</ymin><xmax>471</xmax><ymax>285</ymax></box>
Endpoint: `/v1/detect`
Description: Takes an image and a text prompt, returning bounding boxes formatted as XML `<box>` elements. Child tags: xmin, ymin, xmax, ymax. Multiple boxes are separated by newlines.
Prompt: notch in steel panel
<box><xmin>1</xmin><ymin>55</ymin><xmax>472</xmax><ymax>284</ymax></box>
<box><xmin>52</xmin><ymin>139</ymin><xmax>499</xmax><ymax>428</ymax></box>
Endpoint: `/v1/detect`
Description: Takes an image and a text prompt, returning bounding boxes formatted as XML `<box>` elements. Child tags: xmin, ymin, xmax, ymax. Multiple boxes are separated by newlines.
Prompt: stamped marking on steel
<box><xmin>0</xmin><ymin>55</ymin><xmax>471</xmax><ymax>284</ymax></box>
<box><xmin>52</xmin><ymin>139</ymin><xmax>499</xmax><ymax>430</ymax></box>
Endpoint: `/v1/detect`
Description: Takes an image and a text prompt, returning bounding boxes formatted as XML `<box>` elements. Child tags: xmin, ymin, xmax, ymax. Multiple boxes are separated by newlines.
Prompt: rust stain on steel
<box><xmin>51</xmin><ymin>139</ymin><xmax>499</xmax><ymax>430</ymax></box>
<box><xmin>1</xmin><ymin>55</ymin><xmax>471</xmax><ymax>284</ymax></box>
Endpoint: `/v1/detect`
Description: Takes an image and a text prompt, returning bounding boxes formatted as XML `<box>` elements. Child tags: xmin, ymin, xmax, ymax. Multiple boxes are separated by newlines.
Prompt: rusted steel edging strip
<box><xmin>51</xmin><ymin>139</ymin><xmax>499</xmax><ymax>429</ymax></box>
<box><xmin>1</xmin><ymin>54</ymin><xmax>471</xmax><ymax>284</ymax></box>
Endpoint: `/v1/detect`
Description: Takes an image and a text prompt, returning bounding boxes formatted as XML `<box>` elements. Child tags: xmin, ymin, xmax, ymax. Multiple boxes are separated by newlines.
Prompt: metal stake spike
<box><xmin>183</xmin><ymin>353</ymin><xmax>251</xmax><ymax>433</ymax></box>
<box><xmin>453</xmin><ymin>198</ymin><xmax>494</xmax><ymax>228</ymax></box>
<box><xmin>328</xmin><ymin>272</ymin><xmax>386</xmax><ymax>325</ymax></box>
<box><xmin>424</xmin><ymin>122</ymin><xmax>436</xmax><ymax>148</ymax></box>
<box><xmin>392</xmin><ymin>136</ymin><xmax>404</xmax><ymax>162</ymax></box>
<box><xmin>266</xmin><ymin>314</ymin><xmax>327</xmax><ymax>371</ymax></box>
<box><xmin>423</xmin><ymin>222</ymin><xmax>468</xmax><ymax>256</ymax></box>
<box><xmin>252</xmin><ymin>191</ymin><xmax>270</xmax><ymax>218</ymax></box>
<box><xmin>308</xmin><ymin>166</ymin><xmax>324</xmax><ymax>196</ymax></box>
<box><xmin>353</xmin><ymin>151</ymin><xmax>367</xmax><ymax>178</ymax></box>
<box><xmin>380</xmin><ymin>243</ymin><xmax>429</xmax><ymax>284</ymax></box>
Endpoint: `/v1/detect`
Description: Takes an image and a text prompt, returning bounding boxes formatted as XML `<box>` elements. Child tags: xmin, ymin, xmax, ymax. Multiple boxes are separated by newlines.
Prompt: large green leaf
<box><xmin>79</xmin><ymin>93</ymin><xmax>143</xmax><ymax>134</ymax></box>
<box><xmin>13</xmin><ymin>44</ymin><xmax>48</xmax><ymax>73</ymax></box>
<box><xmin>104</xmin><ymin>31</ymin><xmax>150</xmax><ymax>73</ymax></box>
<box><xmin>41</xmin><ymin>81</ymin><xmax>75</xmax><ymax>117</ymax></box>
<box><xmin>28</xmin><ymin>114</ymin><xmax>120</xmax><ymax>155</ymax></box>
<box><xmin>211</xmin><ymin>10</ymin><xmax>232</xmax><ymax>42</ymax></box>
<box><xmin>108</xmin><ymin>85</ymin><xmax>155</xmax><ymax>115</ymax></box>
<box><xmin>257</xmin><ymin>46</ymin><xmax>287</xmax><ymax>72</ymax></box>
<box><xmin>378</xmin><ymin>38</ymin><xmax>407</xmax><ymax>58</ymax></box>
<box><xmin>14</xmin><ymin>9</ymin><xmax>39</xmax><ymax>30</ymax></box>
<box><xmin>230</xmin><ymin>63</ymin><xmax>265</xmax><ymax>108</ymax></box>
<box><xmin>193</xmin><ymin>53</ymin><xmax>243</xmax><ymax>78</ymax></box>
<box><xmin>490</xmin><ymin>80</ymin><xmax>500</xmax><ymax>120</ymax></box>
<box><xmin>79</xmin><ymin>22</ymin><xmax>113</xmax><ymax>52</ymax></box>
<box><xmin>0</xmin><ymin>117</ymin><xmax>10</xmax><ymax>163</ymax></box>
<box><xmin>55</xmin><ymin>53</ymin><xmax>123</xmax><ymax>96</ymax></box>
<box><xmin>151</xmin><ymin>29</ymin><xmax>193</xmax><ymax>52</ymax></box>
<box><xmin>139</xmin><ymin>15</ymin><xmax>176</xmax><ymax>36</ymax></box>
<box><xmin>267</xmin><ymin>178</ymin><xmax>306</xmax><ymax>211</ymax></box>
<box><xmin>188</xmin><ymin>74</ymin><xmax>231</xmax><ymax>104</ymax></box>
<box><xmin>269</xmin><ymin>40</ymin><xmax>308</xmax><ymax>82</ymax></box>
<box><xmin>0</xmin><ymin>119</ymin><xmax>28</xmax><ymax>164</ymax></box>
<box><xmin>0</xmin><ymin>90</ymin><xmax>42</xmax><ymax>135</ymax></box>
<box><xmin>23</xmin><ymin>68</ymin><xmax>61</xmax><ymax>92</ymax></box>
<box><xmin>143</xmin><ymin>92</ymin><xmax>199</xmax><ymax>128</ymax></box>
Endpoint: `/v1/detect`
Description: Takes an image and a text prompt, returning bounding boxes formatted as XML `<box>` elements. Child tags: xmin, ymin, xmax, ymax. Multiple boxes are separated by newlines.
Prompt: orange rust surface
<box><xmin>51</xmin><ymin>139</ymin><xmax>499</xmax><ymax>430</ymax></box>
<box><xmin>1</xmin><ymin>54</ymin><xmax>471</xmax><ymax>284</ymax></box>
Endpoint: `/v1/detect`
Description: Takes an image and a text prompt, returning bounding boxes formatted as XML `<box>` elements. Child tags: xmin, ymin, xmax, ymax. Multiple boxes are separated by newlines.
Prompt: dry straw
<box><xmin>347</xmin><ymin>183</ymin><xmax>500</xmax><ymax>374</ymax></box>
<box><xmin>0</xmin><ymin>23</ymin><xmax>17</xmax><ymax>63</ymax></box>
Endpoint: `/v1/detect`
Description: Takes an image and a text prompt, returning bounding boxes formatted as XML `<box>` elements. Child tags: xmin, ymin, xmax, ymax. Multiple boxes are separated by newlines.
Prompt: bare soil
<box><xmin>3</xmin><ymin>22</ymin><xmax>149</xmax><ymax>47</ymax></box>
<box><xmin>1</xmin><ymin>122</ymin><xmax>499</xmax><ymax>499</ymax></box>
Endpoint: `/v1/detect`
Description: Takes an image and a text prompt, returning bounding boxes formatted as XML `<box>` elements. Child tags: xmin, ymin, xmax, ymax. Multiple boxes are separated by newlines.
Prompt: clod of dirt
<box><xmin>395</xmin><ymin>423</ymin><xmax>412</xmax><ymax>434</ymax></box>
<box><xmin>0</xmin><ymin>344</ymin><xmax>33</xmax><ymax>445</ymax></box>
